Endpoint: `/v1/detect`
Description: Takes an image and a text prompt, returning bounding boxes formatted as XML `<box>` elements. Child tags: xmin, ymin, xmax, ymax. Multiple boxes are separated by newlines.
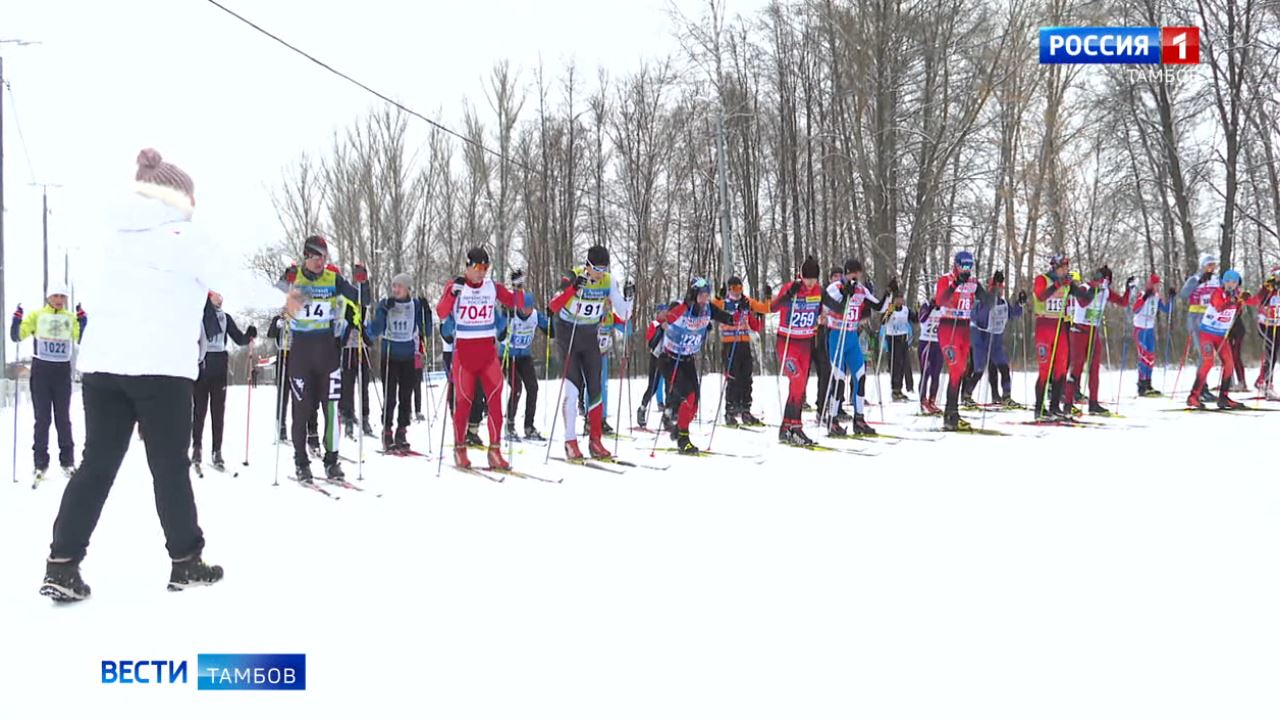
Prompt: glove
<box><xmin>12</xmin><ymin>305</ymin><xmax>23</xmax><ymax>322</ymax></box>
<box><xmin>381</xmin><ymin>298</ymin><xmax>396</xmax><ymax>310</ymax></box>
<box><xmin>842</xmin><ymin>279</ymin><xmax>857</xmax><ymax>297</ymax></box>
<box><xmin>887</xmin><ymin>278</ymin><xmax>900</xmax><ymax>296</ymax></box>
<box><xmin>1142</xmin><ymin>288</ymin><xmax>1154</xmax><ymax>299</ymax></box>
<box><xmin>1016</xmin><ymin>290</ymin><xmax>1027</xmax><ymax>305</ymax></box>
<box><xmin>623</xmin><ymin>281</ymin><xmax>635</xmax><ymax>301</ymax></box>
<box><xmin>283</xmin><ymin>264</ymin><xmax>298</xmax><ymax>285</ymax></box>
<box><xmin>1097</xmin><ymin>265</ymin><xmax>1113</xmax><ymax>282</ymax></box>
<box><xmin>572</xmin><ymin>273</ymin><xmax>587</xmax><ymax>290</ymax></box>
<box><xmin>1241</xmin><ymin>291</ymin><xmax>1253</xmax><ymax>302</ymax></box>
<box><xmin>353</xmin><ymin>263</ymin><xmax>369</xmax><ymax>284</ymax></box>
<box><xmin>245</xmin><ymin>325</ymin><xmax>258</xmax><ymax>340</ymax></box>
<box><xmin>1125</xmin><ymin>276</ymin><xmax>1135</xmax><ymax>291</ymax></box>
<box><xmin>1199</xmin><ymin>271</ymin><xmax>1213</xmax><ymax>284</ymax></box>
<box><xmin>683</xmin><ymin>285</ymin><xmax>699</xmax><ymax>307</ymax></box>
<box><xmin>784</xmin><ymin>280</ymin><xmax>801</xmax><ymax>299</ymax></box>
<box><xmin>957</xmin><ymin>270</ymin><xmax>971</xmax><ymax>284</ymax></box>
<box><xmin>451</xmin><ymin>276</ymin><xmax>466</xmax><ymax>297</ymax></box>
<box><xmin>764</xmin><ymin>284</ymin><xmax>773</xmax><ymax>301</ymax></box>
<box><xmin>75</xmin><ymin>302</ymin><xmax>85</xmax><ymax>321</ymax></box>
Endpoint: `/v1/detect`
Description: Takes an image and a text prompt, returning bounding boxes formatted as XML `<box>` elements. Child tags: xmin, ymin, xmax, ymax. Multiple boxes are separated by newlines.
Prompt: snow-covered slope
<box><xmin>2</xmin><ymin>368</ymin><xmax>1278</xmax><ymax>719</ymax></box>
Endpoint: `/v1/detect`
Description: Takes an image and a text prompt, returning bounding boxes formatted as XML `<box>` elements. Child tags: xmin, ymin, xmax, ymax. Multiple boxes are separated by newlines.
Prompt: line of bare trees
<box><xmin>250</xmin><ymin>0</ymin><xmax>1280</xmax><ymax>374</ymax></box>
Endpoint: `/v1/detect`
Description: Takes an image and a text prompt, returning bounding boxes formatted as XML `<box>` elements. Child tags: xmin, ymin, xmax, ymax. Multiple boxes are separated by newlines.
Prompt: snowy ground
<box><xmin>2</xmin><ymin>365</ymin><xmax>1279</xmax><ymax>719</ymax></box>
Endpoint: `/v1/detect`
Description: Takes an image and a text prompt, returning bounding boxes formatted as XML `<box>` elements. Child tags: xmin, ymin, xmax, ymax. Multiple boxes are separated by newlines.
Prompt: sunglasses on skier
<box><xmin>467</xmin><ymin>261</ymin><xmax>491</xmax><ymax>271</ymax></box>
<box><xmin>587</xmin><ymin>262</ymin><xmax>608</xmax><ymax>274</ymax></box>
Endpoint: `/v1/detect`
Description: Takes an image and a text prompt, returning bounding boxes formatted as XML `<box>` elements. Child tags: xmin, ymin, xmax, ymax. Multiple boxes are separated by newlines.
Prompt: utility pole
<box><xmin>716</xmin><ymin>105</ymin><xmax>732</xmax><ymax>282</ymax></box>
<box><xmin>32</xmin><ymin>183</ymin><xmax>59</xmax><ymax>298</ymax></box>
<box><xmin>0</xmin><ymin>39</ymin><xmax>41</xmax><ymax>378</ymax></box>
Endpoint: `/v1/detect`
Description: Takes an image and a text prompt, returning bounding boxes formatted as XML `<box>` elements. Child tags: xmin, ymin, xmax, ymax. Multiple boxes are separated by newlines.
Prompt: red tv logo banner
<box><xmin>1161</xmin><ymin>27</ymin><xmax>1200</xmax><ymax>64</ymax></box>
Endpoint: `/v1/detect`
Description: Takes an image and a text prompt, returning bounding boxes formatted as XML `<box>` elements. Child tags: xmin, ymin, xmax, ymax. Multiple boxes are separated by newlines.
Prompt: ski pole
<box><xmin>707</xmin><ymin>321</ymin><xmax>741</xmax><ymax>452</ymax></box>
<box><xmin>1168</xmin><ymin>332</ymin><xmax>1194</xmax><ymax>404</ymax></box>
<box><xmin>873</xmin><ymin>325</ymin><xmax>887</xmax><ymax>424</ymax></box>
<box><xmin>11</xmin><ymin>366</ymin><xmax>20</xmax><ymax>484</ymax></box>
<box><xmin>543</xmin><ymin>316</ymin><xmax>580</xmax><ymax>464</ymax></box>
<box><xmin>501</xmin><ymin>329</ymin><xmax>515</xmax><ymax>462</ymax></box>
<box><xmin>357</xmin><ymin>319</ymin><xmax>368</xmax><ymax>483</ymax></box>
<box><xmin>613</xmin><ymin>320</ymin><xmax>631</xmax><ymax>456</ymax></box>
<box><xmin>650</xmin><ymin>351</ymin><xmax>683</xmax><ymax>458</ymax></box>
<box><xmin>435</xmin><ymin>366</ymin><xmax>451</xmax><ymax>478</ymax></box>
<box><xmin>243</xmin><ymin>344</ymin><xmax>254</xmax><ymax>468</ymax></box>
<box><xmin>272</xmin><ymin>325</ymin><xmax>291</xmax><ymax>487</ymax></box>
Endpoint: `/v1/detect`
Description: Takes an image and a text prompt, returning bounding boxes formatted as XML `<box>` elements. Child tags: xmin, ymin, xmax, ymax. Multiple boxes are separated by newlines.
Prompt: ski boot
<box><xmin>465</xmin><ymin>424</ymin><xmax>485</xmax><ymax>448</ymax></box>
<box><xmin>486</xmin><ymin>445</ymin><xmax>511</xmax><ymax>471</ymax></box>
<box><xmin>294</xmin><ymin>462</ymin><xmax>315</xmax><ymax>481</ymax></box>
<box><xmin>802</xmin><ymin>401</ymin><xmax>814</xmax><ymax>412</ymax></box>
<box><xmin>891</xmin><ymin>390</ymin><xmax>909</xmax><ymax>402</ymax></box>
<box><xmin>167</xmin><ymin>554</ymin><xmax>224</xmax><ymax>592</ymax></box>
<box><xmin>278</xmin><ymin>427</ymin><xmax>288</xmax><ymax>444</ymax></box>
<box><xmin>661</xmin><ymin>408</ymin><xmax>678</xmax><ymax>436</ymax></box>
<box><xmin>191</xmin><ymin>447</ymin><xmax>202</xmax><ymax>466</ymax></box>
<box><xmin>942</xmin><ymin>412</ymin><xmax>972</xmax><ymax>432</ymax></box>
<box><xmin>307</xmin><ymin>440</ymin><xmax>322</xmax><ymax>460</ymax></box>
<box><xmin>393</xmin><ymin>427</ymin><xmax>409</xmax><ymax>452</ymax></box>
<box><xmin>524</xmin><ymin>426</ymin><xmax>545</xmax><ymax>442</ymax></box>
<box><xmin>588</xmin><ymin>435</ymin><xmax>612</xmax><ymax>460</ymax></box>
<box><xmin>414</xmin><ymin>412</ymin><xmax>427</xmax><ymax>423</ymax></box>
<box><xmin>382</xmin><ymin>430</ymin><xmax>397</xmax><ymax>453</ymax></box>
<box><xmin>675</xmin><ymin>431</ymin><xmax>699</xmax><ymax>455</ymax></box>
<box><xmin>851</xmin><ymin>414</ymin><xmax>876</xmax><ymax>436</ymax></box>
<box><xmin>454</xmin><ymin>446</ymin><xmax>472</xmax><ymax>469</ymax></box>
<box><xmin>564</xmin><ymin>440</ymin><xmax>585</xmax><ymax>461</ymax></box>
<box><xmin>1186</xmin><ymin>390</ymin><xmax>1204</xmax><ymax>409</ymax></box>
<box><xmin>1088</xmin><ymin>403</ymin><xmax>1111</xmax><ymax>417</ymax></box>
<box><xmin>39</xmin><ymin>559</ymin><xmax>91</xmax><ymax>602</ymax></box>
<box><xmin>921</xmin><ymin>399</ymin><xmax>942</xmax><ymax>416</ymax></box>
<box><xmin>602</xmin><ymin>418</ymin><xmax>615</xmax><ymax>436</ymax></box>
<box><xmin>33</xmin><ymin>467</ymin><xmax>46</xmax><ymax>485</ymax></box>
<box><xmin>724</xmin><ymin>412</ymin><xmax>739</xmax><ymax>427</ymax></box>
<box><xmin>362</xmin><ymin>419</ymin><xmax>376</xmax><ymax>438</ymax></box>
<box><xmin>210</xmin><ymin>451</ymin><xmax>226</xmax><ymax>472</ymax></box>
<box><xmin>1199</xmin><ymin>387</ymin><xmax>1219</xmax><ymax>404</ymax></box>
<box><xmin>1217</xmin><ymin>393</ymin><xmax>1245</xmax><ymax>410</ymax></box>
<box><xmin>344</xmin><ymin>422</ymin><xmax>356</xmax><ymax>440</ymax></box>
<box><xmin>826</xmin><ymin>418</ymin><xmax>848</xmax><ymax>437</ymax></box>
<box><xmin>636</xmin><ymin>406</ymin><xmax>649</xmax><ymax>429</ymax></box>
<box><xmin>779</xmin><ymin>424</ymin><xmax>816</xmax><ymax>446</ymax></box>
<box><xmin>1001</xmin><ymin>396</ymin><xmax>1025</xmax><ymax>410</ymax></box>
<box><xmin>739</xmin><ymin>410</ymin><xmax>764</xmax><ymax>427</ymax></box>
<box><xmin>1067</xmin><ymin>404</ymin><xmax>1083</xmax><ymax>417</ymax></box>
<box><xmin>835</xmin><ymin>408</ymin><xmax>853</xmax><ymax>423</ymax></box>
<box><xmin>1266</xmin><ymin>386</ymin><xmax>1280</xmax><ymax>402</ymax></box>
<box><xmin>960</xmin><ymin>395</ymin><xmax>980</xmax><ymax>410</ymax></box>
<box><xmin>324</xmin><ymin>461</ymin><xmax>346</xmax><ymax>481</ymax></box>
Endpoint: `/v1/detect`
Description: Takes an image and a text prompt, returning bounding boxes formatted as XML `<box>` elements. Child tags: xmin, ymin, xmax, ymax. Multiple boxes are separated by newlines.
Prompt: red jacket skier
<box><xmin>436</xmin><ymin>247</ymin><xmax>525</xmax><ymax>469</ymax></box>
<box><xmin>933</xmin><ymin>250</ymin><xmax>992</xmax><ymax>431</ymax></box>
<box><xmin>772</xmin><ymin>256</ymin><xmax>824</xmax><ymax>446</ymax></box>
<box><xmin>1189</xmin><ymin>269</ymin><xmax>1257</xmax><ymax>410</ymax></box>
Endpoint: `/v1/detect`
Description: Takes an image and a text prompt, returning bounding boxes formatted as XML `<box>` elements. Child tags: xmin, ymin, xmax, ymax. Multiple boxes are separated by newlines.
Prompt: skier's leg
<box><xmin>452</xmin><ymin>354</ymin><xmax>479</xmax><ymax>447</ymax></box>
<box><xmin>381</xmin><ymin>354</ymin><xmax>396</xmax><ymax>433</ymax></box>
<box><xmin>476</xmin><ymin>356</ymin><xmax>505</xmax><ymax>446</ymax></box>
<box><xmin>190</xmin><ymin>368</ymin><xmax>209</xmax><ymax>454</ymax></box>
<box><xmin>130</xmin><ymin>376</ymin><xmax>204</xmax><ymax>560</ymax></box>
<box><xmin>49</xmin><ymin>374</ymin><xmax>137</xmax><ymax>562</ymax></box>
<box><xmin>520</xmin><ymin>356</ymin><xmax>539</xmax><ymax>429</ymax></box>
<box><xmin>396</xmin><ymin>360</ymin><xmax>414</xmax><ymax>431</ymax></box>
<box><xmin>289</xmin><ymin>350</ymin><xmax>313</xmax><ymax>465</ymax></box>
<box><xmin>51</xmin><ymin>363</ymin><xmax>74</xmax><ymax>467</ymax></box>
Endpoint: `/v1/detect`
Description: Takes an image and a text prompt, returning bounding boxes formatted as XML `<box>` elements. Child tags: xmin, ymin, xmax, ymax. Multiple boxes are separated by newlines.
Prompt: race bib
<box><xmin>385</xmin><ymin>302</ymin><xmax>416</xmax><ymax>343</ymax></box>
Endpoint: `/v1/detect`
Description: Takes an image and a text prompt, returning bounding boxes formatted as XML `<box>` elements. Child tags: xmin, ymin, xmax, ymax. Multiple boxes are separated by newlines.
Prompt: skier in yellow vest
<box><xmin>11</xmin><ymin>282</ymin><xmax>86</xmax><ymax>481</ymax></box>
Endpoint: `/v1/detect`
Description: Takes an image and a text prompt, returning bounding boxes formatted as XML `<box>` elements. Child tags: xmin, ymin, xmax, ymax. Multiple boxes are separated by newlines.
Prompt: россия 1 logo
<box><xmin>1039</xmin><ymin>27</ymin><xmax>1200</xmax><ymax>65</ymax></box>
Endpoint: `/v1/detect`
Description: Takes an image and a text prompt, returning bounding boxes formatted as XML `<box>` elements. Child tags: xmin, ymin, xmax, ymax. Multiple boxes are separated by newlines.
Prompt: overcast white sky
<box><xmin>1</xmin><ymin>0</ymin><xmax>765</xmax><ymax>337</ymax></box>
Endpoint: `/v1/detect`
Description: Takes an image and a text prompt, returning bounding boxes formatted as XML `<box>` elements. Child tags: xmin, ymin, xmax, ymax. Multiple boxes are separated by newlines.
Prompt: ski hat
<box><xmin>134</xmin><ymin>148</ymin><xmax>195</xmax><ymax>217</ymax></box>
<box><xmin>466</xmin><ymin>247</ymin><xmax>490</xmax><ymax>266</ymax></box>
<box><xmin>1269</xmin><ymin>264</ymin><xmax>1280</xmax><ymax>279</ymax></box>
<box><xmin>303</xmin><ymin>235</ymin><xmax>328</xmax><ymax>258</ymax></box>
<box><xmin>1148</xmin><ymin>273</ymin><xmax>1162</xmax><ymax>286</ymax></box>
<box><xmin>954</xmin><ymin>250</ymin><xmax>974</xmax><ymax>269</ymax></box>
<box><xmin>1199</xmin><ymin>252</ymin><xmax>1219</xmax><ymax>271</ymax></box>
<box><xmin>726</xmin><ymin>276</ymin><xmax>743</xmax><ymax>289</ymax></box>
<box><xmin>1070</xmin><ymin>270</ymin><xmax>1082</xmax><ymax>282</ymax></box>
<box><xmin>510</xmin><ymin>268</ymin><xmax>526</xmax><ymax>287</ymax></box>
<box><xmin>390</xmin><ymin>273</ymin><xmax>412</xmax><ymax>290</ymax></box>
<box><xmin>1049</xmin><ymin>252</ymin><xmax>1069</xmax><ymax>269</ymax></box>
<box><xmin>690</xmin><ymin>277</ymin><xmax>711</xmax><ymax>294</ymax></box>
<box><xmin>844</xmin><ymin>258</ymin><xmax>863</xmax><ymax>275</ymax></box>
<box><xmin>801</xmin><ymin>256</ymin><xmax>820</xmax><ymax>279</ymax></box>
<box><xmin>1222</xmin><ymin>269</ymin><xmax>1242</xmax><ymax>286</ymax></box>
<box><xmin>46</xmin><ymin>281</ymin><xmax>70</xmax><ymax>300</ymax></box>
<box><xmin>829</xmin><ymin>265</ymin><xmax>843</xmax><ymax>279</ymax></box>
<box><xmin>587</xmin><ymin>245</ymin><xmax>610</xmax><ymax>269</ymax></box>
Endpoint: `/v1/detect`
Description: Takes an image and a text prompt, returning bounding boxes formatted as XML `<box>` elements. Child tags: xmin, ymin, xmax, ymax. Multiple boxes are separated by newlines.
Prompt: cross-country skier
<box><xmin>882</xmin><ymin>295</ymin><xmax>916</xmax><ymax>401</ymax></box>
<box><xmin>547</xmin><ymin>245</ymin><xmax>633</xmax><ymax>460</ymax></box>
<box><xmin>658</xmin><ymin>278</ymin><xmax>735</xmax><ymax>453</ymax></box>
<box><xmin>500</xmin><ymin>269</ymin><xmax>551</xmax><ymax>440</ymax></box>
<box><xmin>41</xmin><ymin>148</ymin><xmax>223</xmax><ymax>601</ymax></box>
<box><xmin>279</xmin><ymin>235</ymin><xmax>365</xmax><ymax>482</ymax></box>
<box><xmin>1031</xmin><ymin>254</ymin><xmax>1093</xmax><ymax>420</ymax></box>
<box><xmin>917</xmin><ymin>300</ymin><xmax>943</xmax><ymax>415</ymax></box>
<box><xmin>370</xmin><ymin>273</ymin><xmax>429</xmax><ymax>453</ymax></box>
<box><xmin>711</xmin><ymin>277</ymin><xmax>770</xmax><ymax>426</ymax></box>
<box><xmin>773</xmin><ymin>256</ymin><xmax>824</xmax><ymax>445</ymax></box>
<box><xmin>1130</xmin><ymin>274</ymin><xmax>1171</xmax><ymax>397</ymax></box>
<box><xmin>436</xmin><ymin>247</ymin><xmax>527</xmax><ymax>469</ymax></box>
<box><xmin>11</xmin><ymin>282</ymin><xmax>86</xmax><ymax>479</ymax></box>
<box><xmin>814</xmin><ymin>265</ymin><xmax>848</xmax><ymax>422</ymax></box>
<box><xmin>821</xmin><ymin>259</ymin><xmax>893</xmax><ymax>435</ymax></box>
<box><xmin>1189</xmin><ymin>269</ymin><xmax>1257</xmax><ymax>409</ymax></box>
<box><xmin>933</xmin><ymin>251</ymin><xmax>994</xmax><ymax>431</ymax></box>
<box><xmin>1180</xmin><ymin>253</ymin><xmax>1221</xmax><ymax>403</ymax></box>
<box><xmin>1064</xmin><ymin>266</ymin><xmax>1126</xmax><ymax>416</ymax></box>
<box><xmin>1254</xmin><ymin>267</ymin><xmax>1280</xmax><ymax>399</ymax></box>
<box><xmin>194</xmin><ymin>291</ymin><xmax>255</xmax><ymax>471</ymax></box>
<box><xmin>962</xmin><ymin>273</ymin><xmax>1024</xmax><ymax>408</ymax></box>
<box><xmin>637</xmin><ymin>302</ymin><xmax>671</xmax><ymax>429</ymax></box>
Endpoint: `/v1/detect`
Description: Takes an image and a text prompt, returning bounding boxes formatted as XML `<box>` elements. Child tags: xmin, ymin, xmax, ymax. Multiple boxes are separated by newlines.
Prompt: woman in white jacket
<box><xmin>40</xmin><ymin>149</ymin><xmax>224</xmax><ymax>602</ymax></box>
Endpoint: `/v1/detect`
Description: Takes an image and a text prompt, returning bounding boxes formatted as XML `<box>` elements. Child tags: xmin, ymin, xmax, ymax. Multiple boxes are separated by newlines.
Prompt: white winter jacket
<box><xmin>77</xmin><ymin>188</ymin><xmax>223</xmax><ymax>381</ymax></box>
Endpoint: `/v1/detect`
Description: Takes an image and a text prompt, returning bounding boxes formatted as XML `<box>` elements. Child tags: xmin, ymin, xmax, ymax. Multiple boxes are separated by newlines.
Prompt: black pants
<box><xmin>50</xmin><ymin>373</ymin><xmax>204</xmax><ymax>563</ymax></box>
<box><xmin>658</xmin><ymin>353</ymin><xmax>700</xmax><ymax>429</ymax></box>
<box><xmin>640</xmin><ymin>351</ymin><xmax>665</xmax><ymax>408</ymax></box>
<box><xmin>381</xmin><ymin>355</ymin><xmax>416</xmax><ymax>432</ymax></box>
<box><xmin>413</xmin><ymin>367</ymin><xmax>423</xmax><ymax>413</ymax></box>
<box><xmin>289</xmin><ymin>335</ymin><xmax>340</xmax><ymax>466</ymax></box>
<box><xmin>722</xmin><ymin>342</ymin><xmax>754</xmax><ymax>413</ymax></box>
<box><xmin>339</xmin><ymin>347</ymin><xmax>371</xmax><ymax>423</ymax></box>
<box><xmin>503</xmin><ymin>354</ymin><xmax>539</xmax><ymax>429</ymax></box>
<box><xmin>888</xmin><ymin>335</ymin><xmax>914</xmax><ymax>393</ymax></box>
<box><xmin>556</xmin><ymin>318</ymin><xmax>603</xmax><ymax>402</ymax></box>
<box><xmin>192</xmin><ymin>356</ymin><xmax>228</xmax><ymax>453</ymax></box>
<box><xmin>812</xmin><ymin>330</ymin><xmax>831</xmax><ymax>409</ymax></box>
<box><xmin>30</xmin><ymin>358</ymin><xmax>74</xmax><ymax>469</ymax></box>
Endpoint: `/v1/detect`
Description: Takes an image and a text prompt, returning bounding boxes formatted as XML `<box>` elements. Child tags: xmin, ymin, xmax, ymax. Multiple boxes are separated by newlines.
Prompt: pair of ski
<box><xmin>290</xmin><ymin>474</ymin><xmax>377</xmax><ymax>499</ymax></box>
<box><xmin>457</xmin><ymin>465</ymin><xmax>563</xmax><ymax>484</ymax></box>
<box><xmin>31</xmin><ymin>466</ymin><xmax>74</xmax><ymax>490</ymax></box>
<box><xmin>1161</xmin><ymin>405</ymin><xmax>1280</xmax><ymax>414</ymax></box>
<box><xmin>551</xmin><ymin>454</ymin><xmax>673</xmax><ymax>473</ymax></box>
<box><xmin>652</xmin><ymin>447</ymin><xmax>766</xmax><ymax>464</ymax></box>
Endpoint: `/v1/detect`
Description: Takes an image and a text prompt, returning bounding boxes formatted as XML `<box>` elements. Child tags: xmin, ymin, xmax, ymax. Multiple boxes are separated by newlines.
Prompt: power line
<box><xmin>2</xmin><ymin>81</ymin><xmax>37</xmax><ymax>183</ymax></box>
